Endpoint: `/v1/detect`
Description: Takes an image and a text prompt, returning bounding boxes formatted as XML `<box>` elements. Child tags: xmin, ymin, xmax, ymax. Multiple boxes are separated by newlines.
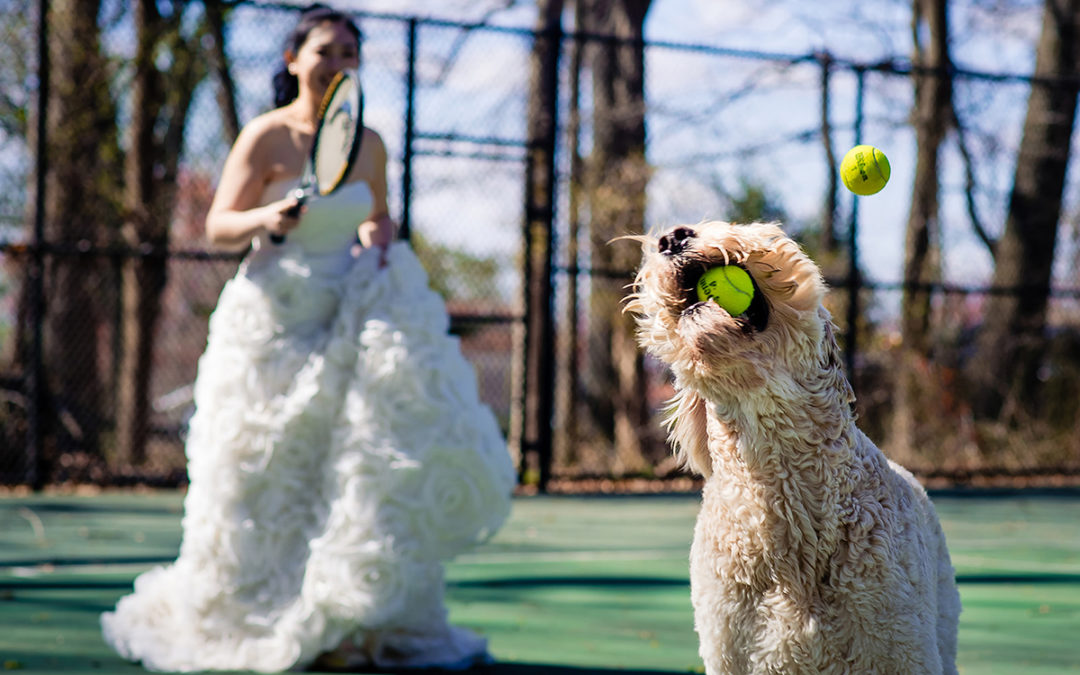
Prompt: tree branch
<box><xmin>950</xmin><ymin>105</ymin><xmax>996</xmax><ymax>259</ymax></box>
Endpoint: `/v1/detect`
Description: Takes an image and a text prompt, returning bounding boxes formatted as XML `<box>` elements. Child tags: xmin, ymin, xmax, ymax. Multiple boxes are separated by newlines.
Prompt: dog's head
<box><xmin>626</xmin><ymin>221</ymin><xmax>852</xmax><ymax>475</ymax></box>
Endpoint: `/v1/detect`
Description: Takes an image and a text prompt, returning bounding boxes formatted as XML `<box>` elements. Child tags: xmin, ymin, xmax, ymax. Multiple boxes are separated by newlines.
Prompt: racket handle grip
<box><xmin>270</xmin><ymin>207</ymin><xmax>295</xmax><ymax>244</ymax></box>
<box><xmin>272</xmin><ymin>190</ymin><xmax>308</xmax><ymax>245</ymax></box>
<box><xmin>283</xmin><ymin>201</ymin><xmax>303</xmax><ymax>218</ymax></box>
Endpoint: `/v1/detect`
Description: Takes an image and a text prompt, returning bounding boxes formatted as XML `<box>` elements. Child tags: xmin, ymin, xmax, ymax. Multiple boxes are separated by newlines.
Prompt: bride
<box><xmin>101</xmin><ymin>5</ymin><xmax>515</xmax><ymax>672</ymax></box>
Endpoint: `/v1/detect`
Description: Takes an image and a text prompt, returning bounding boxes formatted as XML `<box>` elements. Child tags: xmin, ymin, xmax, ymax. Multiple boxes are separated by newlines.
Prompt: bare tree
<box><xmin>115</xmin><ymin>0</ymin><xmax>214</xmax><ymax>465</ymax></box>
<box><xmin>966</xmin><ymin>0</ymin><xmax>1080</xmax><ymax>420</ymax></box>
<box><xmin>206</xmin><ymin>0</ymin><xmax>240</xmax><ymax>144</ymax></box>
<box><xmin>581</xmin><ymin>0</ymin><xmax>654</xmax><ymax>473</ymax></box>
<box><xmin>891</xmin><ymin>0</ymin><xmax>952</xmax><ymax>462</ymax></box>
<box><xmin>818</xmin><ymin>51</ymin><xmax>840</xmax><ymax>255</ymax></box>
<box><xmin>902</xmin><ymin>0</ymin><xmax>951</xmax><ymax>356</ymax></box>
<box><xmin>40</xmin><ymin>0</ymin><xmax>120</xmax><ymax>460</ymax></box>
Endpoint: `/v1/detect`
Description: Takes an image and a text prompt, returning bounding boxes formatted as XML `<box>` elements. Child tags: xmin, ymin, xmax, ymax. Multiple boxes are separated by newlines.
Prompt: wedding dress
<box><xmin>101</xmin><ymin>178</ymin><xmax>516</xmax><ymax>672</ymax></box>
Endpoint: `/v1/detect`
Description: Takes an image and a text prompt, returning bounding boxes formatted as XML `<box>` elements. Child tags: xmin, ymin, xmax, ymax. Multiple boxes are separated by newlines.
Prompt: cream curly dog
<box><xmin>627</xmin><ymin>221</ymin><xmax>960</xmax><ymax>675</ymax></box>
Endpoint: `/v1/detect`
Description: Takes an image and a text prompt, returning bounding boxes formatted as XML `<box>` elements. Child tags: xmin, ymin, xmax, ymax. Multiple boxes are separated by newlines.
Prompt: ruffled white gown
<box><xmin>101</xmin><ymin>179</ymin><xmax>516</xmax><ymax>673</ymax></box>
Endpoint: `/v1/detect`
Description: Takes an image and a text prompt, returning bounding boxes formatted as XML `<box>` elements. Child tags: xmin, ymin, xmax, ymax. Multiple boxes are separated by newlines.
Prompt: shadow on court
<box><xmin>307</xmin><ymin>664</ymin><xmax>691</xmax><ymax>675</ymax></box>
<box><xmin>0</xmin><ymin>649</ymin><xmax>691</xmax><ymax>675</ymax></box>
<box><xmin>453</xmin><ymin>665</ymin><xmax>687</xmax><ymax>675</ymax></box>
<box><xmin>452</xmin><ymin>576</ymin><xmax>688</xmax><ymax>589</ymax></box>
<box><xmin>0</xmin><ymin>652</ymin><xmax>143</xmax><ymax>674</ymax></box>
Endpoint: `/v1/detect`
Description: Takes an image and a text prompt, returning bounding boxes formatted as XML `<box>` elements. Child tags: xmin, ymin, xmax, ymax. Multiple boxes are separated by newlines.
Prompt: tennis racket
<box><xmin>271</xmin><ymin>69</ymin><xmax>364</xmax><ymax>244</ymax></box>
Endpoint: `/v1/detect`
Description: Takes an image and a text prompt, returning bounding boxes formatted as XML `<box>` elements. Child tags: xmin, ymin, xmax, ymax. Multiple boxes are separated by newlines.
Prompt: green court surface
<box><xmin>2</xmin><ymin>490</ymin><xmax>1079</xmax><ymax>674</ymax></box>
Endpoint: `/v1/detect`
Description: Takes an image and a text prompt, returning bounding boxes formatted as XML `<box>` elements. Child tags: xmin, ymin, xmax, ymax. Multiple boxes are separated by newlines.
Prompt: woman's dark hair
<box><xmin>271</xmin><ymin>4</ymin><xmax>361</xmax><ymax>108</ymax></box>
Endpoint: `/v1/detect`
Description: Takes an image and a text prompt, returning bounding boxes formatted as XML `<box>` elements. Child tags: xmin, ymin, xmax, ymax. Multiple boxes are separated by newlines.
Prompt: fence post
<box><xmin>399</xmin><ymin>17</ymin><xmax>417</xmax><ymax>241</ymax></box>
<box><xmin>845</xmin><ymin>67</ymin><xmax>865</xmax><ymax>389</ymax></box>
<box><xmin>520</xmin><ymin>16</ymin><xmax>561</xmax><ymax>491</ymax></box>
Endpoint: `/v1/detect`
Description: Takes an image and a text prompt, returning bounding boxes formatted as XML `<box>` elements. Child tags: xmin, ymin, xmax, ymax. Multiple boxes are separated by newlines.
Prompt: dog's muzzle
<box><xmin>655</xmin><ymin>226</ymin><xmax>770</xmax><ymax>333</ymax></box>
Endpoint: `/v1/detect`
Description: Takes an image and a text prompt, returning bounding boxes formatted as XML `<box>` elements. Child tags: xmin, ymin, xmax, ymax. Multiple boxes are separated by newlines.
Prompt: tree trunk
<box><xmin>206</xmin><ymin>0</ymin><xmax>240</xmax><ymax>143</ymax></box>
<box><xmin>583</xmin><ymin>0</ymin><xmax>654</xmax><ymax>474</ymax></box>
<box><xmin>901</xmin><ymin>0</ymin><xmax>951</xmax><ymax>355</ymax></box>
<box><xmin>115</xmin><ymin>0</ymin><xmax>163</xmax><ymax>467</ymax></box>
<box><xmin>115</xmin><ymin>0</ymin><xmax>208</xmax><ymax>466</ymax></box>
<box><xmin>819</xmin><ymin>52</ymin><xmax>839</xmax><ymax>254</ymax></box>
<box><xmin>42</xmin><ymin>0</ymin><xmax>116</xmax><ymax>459</ymax></box>
<box><xmin>517</xmin><ymin>0</ymin><xmax>563</xmax><ymax>489</ymax></box>
<box><xmin>967</xmin><ymin>0</ymin><xmax>1080</xmax><ymax>420</ymax></box>
<box><xmin>891</xmin><ymin>0</ymin><xmax>952</xmax><ymax>464</ymax></box>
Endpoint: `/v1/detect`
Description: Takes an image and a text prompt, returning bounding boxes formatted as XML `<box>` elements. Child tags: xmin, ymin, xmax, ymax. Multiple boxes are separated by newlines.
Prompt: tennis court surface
<box><xmin>2</xmin><ymin>489</ymin><xmax>1079</xmax><ymax>674</ymax></box>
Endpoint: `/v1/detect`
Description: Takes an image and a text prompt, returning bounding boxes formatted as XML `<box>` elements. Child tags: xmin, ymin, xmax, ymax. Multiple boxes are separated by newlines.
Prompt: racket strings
<box><xmin>312</xmin><ymin>74</ymin><xmax>362</xmax><ymax>196</ymax></box>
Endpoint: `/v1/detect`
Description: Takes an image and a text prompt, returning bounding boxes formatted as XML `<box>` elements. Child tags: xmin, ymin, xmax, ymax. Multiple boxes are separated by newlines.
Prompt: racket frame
<box><xmin>272</xmin><ymin>70</ymin><xmax>363</xmax><ymax>243</ymax></box>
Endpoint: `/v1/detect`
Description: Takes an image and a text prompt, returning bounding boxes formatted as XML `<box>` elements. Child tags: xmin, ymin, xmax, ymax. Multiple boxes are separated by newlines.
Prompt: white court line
<box><xmin>950</xmin><ymin>554</ymin><xmax>1080</xmax><ymax>576</ymax></box>
<box><xmin>17</xmin><ymin>507</ymin><xmax>46</xmax><ymax>543</ymax></box>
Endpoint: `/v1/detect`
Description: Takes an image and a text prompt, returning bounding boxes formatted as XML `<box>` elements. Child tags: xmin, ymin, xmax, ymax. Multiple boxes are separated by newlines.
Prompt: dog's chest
<box><xmin>693</xmin><ymin>478</ymin><xmax>780</xmax><ymax>588</ymax></box>
<box><xmin>694</xmin><ymin>464</ymin><xmax>837</xmax><ymax>592</ymax></box>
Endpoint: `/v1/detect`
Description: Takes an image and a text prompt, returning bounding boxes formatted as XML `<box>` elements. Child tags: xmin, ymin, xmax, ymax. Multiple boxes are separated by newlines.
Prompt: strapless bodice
<box><xmin>252</xmin><ymin>177</ymin><xmax>373</xmax><ymax>257</ymax></box>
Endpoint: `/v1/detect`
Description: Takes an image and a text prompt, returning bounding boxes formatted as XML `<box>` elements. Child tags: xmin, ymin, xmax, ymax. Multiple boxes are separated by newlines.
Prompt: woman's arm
<box><xmin>356</xmin><ymin>130</ymin><xmax>397</xmax><ymax>250</ymax></box>
<box><xmin>205</xmin><ymin>118</ymin><xmax>302</xmax><ymax>251</ymax></box>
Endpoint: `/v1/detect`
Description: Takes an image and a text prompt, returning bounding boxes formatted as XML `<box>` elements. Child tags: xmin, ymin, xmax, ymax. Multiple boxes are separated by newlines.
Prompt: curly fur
<box><xmin>627</xmin><ymin>221</ymin><xmax>960</xmax><ymax>675</ymax></box>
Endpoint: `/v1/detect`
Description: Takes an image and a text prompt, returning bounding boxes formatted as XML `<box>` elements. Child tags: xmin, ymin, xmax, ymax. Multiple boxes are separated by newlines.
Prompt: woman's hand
<box><xmin>264</xmin><ymin>196</ymin><xmax>305</xmax><ymax>239</ymax></box>
<box><xmin>358</xmin><ymin>213</ymin><xmax>396</xmax><ymax>268</ymax></box>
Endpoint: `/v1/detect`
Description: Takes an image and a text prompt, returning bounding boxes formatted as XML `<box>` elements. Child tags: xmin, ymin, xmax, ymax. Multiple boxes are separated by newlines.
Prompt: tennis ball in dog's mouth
<box><xmin>696</xmin><ymin>265</ymin><xmax>755</xmax><ymax>316</ymax></box>
<box><xmin>841</xmin><ymin>144</ymin><xmax>890</xmax><ymax>196</ymax></box>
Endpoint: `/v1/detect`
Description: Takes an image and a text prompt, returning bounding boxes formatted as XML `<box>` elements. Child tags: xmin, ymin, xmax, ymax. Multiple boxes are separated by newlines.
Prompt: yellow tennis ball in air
<box><xmin>696</xmin><ymin>265</ymin><xmax>755</xmax><ymax>316</ymax></box>
<box><xmin>841</xmin><ymin>145</ymin><xmax>891</xmax><ymax>196</ymax></box>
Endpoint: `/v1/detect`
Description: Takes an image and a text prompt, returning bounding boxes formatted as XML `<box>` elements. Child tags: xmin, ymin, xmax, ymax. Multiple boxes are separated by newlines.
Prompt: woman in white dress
<box><xmin>101</xmin><ymin>5</ymin><xmax>515</xmax><ymax>672</ymax></box>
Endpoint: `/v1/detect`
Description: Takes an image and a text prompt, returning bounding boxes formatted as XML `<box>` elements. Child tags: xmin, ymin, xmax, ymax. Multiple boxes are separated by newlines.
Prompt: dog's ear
<box><xmin>819</xmin><ymin>311</ymin><xmax>844</xmax><ymax>371</ymax></box>
<box><xmin>819</xmin><ymin>311</ymin><xmax>856</xmax><ymax>408</ymax></box>
<box><xmin>748</xmin><ymin>230</ymin><xmax>825</xmax><ymax>314</ymax></box>
<box><xmin>663</xmin><ymin>388</ymin><xmax>712</xmax><ymax>477</ymax></box>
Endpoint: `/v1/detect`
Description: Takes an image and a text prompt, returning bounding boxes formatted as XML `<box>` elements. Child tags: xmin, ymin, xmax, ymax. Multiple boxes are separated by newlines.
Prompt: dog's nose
<box><xmin>658</xmin><ymin>227</ymin><xmax>695</xmax><ymax>255</ymax></box>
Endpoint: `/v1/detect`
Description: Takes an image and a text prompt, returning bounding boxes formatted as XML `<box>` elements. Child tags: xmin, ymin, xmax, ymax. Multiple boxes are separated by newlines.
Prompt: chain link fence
<box><xmin>1</xmin><ymin>2</ymin><xmax>1079</xmax><ymax>488</ymax></box>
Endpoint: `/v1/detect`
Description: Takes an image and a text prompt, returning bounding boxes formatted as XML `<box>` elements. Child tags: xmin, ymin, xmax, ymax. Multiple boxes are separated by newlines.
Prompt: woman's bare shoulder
<box><xmin>360</xmin><ymin>127</ymin><xmax>387</xmax><ymax>160</ymax></box>
<box><xmin>238</xmin><ymin>109</ymin><xmax>294</xmax><ymax>145</ymax></box>
<box><xmin>225</xmin><ymin>109</ymin><xmax>298</xmax><ymax>174</ymax></box>
<box><xmin>361</xmin><ymin>126</ymin><xmax>385</xmax><ymax>145</ymax></box>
